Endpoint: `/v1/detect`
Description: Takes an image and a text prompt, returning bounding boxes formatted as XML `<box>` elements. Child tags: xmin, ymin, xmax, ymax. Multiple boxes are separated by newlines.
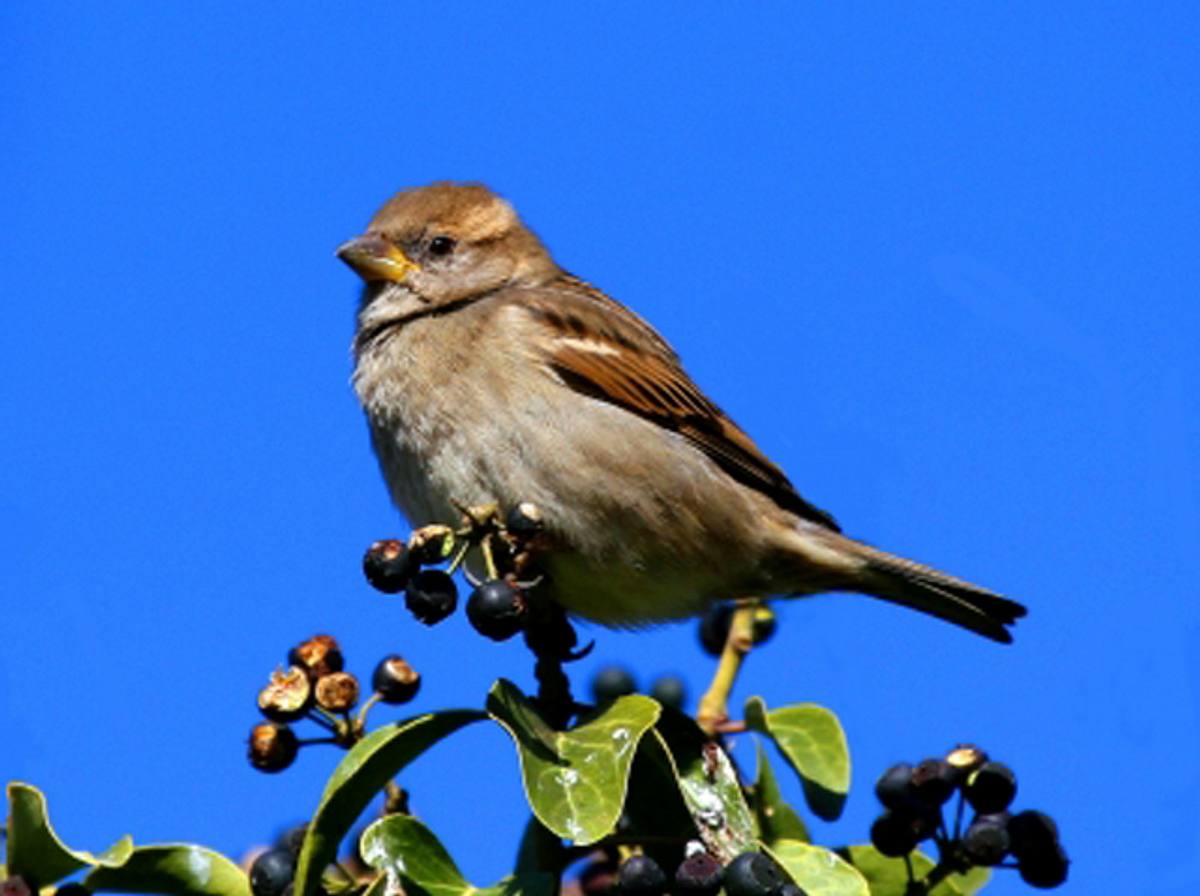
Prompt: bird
<box><xmin>337</xmin><ymin>182</ymin><xmax>1026</xmax><ymax>642</ymax></box>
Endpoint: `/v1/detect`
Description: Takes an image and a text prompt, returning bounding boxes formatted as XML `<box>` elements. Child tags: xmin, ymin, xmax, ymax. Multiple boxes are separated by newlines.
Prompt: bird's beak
<box><xmin>336</xmin><ymin>234</ymin><xmax>419</xmax><ymax>283</ymax></box>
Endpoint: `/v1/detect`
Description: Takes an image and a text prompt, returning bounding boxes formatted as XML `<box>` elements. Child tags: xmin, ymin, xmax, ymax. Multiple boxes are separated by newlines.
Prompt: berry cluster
<box><xmin>363</xmin><ymin>503</ymin><xmax>546</xmax><ymax>642</ymax></box>
<box><xmin>247</xmin><ymin>635</ymin><xmax>422</xmax><ymax>772</ymax></box>
<box><xmin>871</xmin><ymin>745</ymin><xmax>1068</xmax><ymax>889</ymax></box>
<box><xmin>591</xmin><ymin>664</ymin><xmax>687</xmax><ymax>711</ymax></box>
<box><xmin>582</xmin><ymin>848</ymin><xmax>804</xmax><ymax>896</ymax></box>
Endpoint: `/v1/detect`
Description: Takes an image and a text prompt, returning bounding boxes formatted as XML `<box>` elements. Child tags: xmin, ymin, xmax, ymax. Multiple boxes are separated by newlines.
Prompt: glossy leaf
<box><xmin>6</xmin><ymin>783</ymin><xmax>133</xmax><ymax>886</ymax></box>
<box><xmin>750</xmin><ymin>742</ymin><xmax>810</xmax><ymax>845</ymax></box>
<box><xmin>85</xmin><ymin>846</ymin><xmax>250</xmax><ymax>896</ymax></box>
<box><xmin>487</xmin><ymin>679</ymin><xmax>659</xmax><ymax>844</ymax></box>
<box><xmin>767</xmin><ymin>840</ymin><xmax>868</xmax><ymax>896</ymax></box>
<box><xmin>649</xmin><ymin>709</ymin><xmax>755</xmax><ymax>863</ymax></box>
<box><xmin>293</xmin><ymin>710</ymin><xmax>485</xmax><ymax>896</ymax></box>
<box><xmin>838</xmin><ymin>846</ymin><xmax>990</xmax><ymax>896</ymax></box>
<box><xmin>744</xmin><ymin>696</ymin><xmax>850</xmax><ymax>821</ymax></box>
<box><xmin>360</xmin><ymin>813</ymin><xmax>555</xmax><ymax>896</ymax></box>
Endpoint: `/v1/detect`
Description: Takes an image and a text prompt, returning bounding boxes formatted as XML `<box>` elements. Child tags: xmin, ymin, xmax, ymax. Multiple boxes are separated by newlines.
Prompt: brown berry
<box><xmin>249</xmin><ymin>722</ymin><xmax>299</xmax><ymax>772</ymax></box>
<box><xmin>314</xmin><ymin>671</ymin><xmax>360</xmax><ymax>713</ymax></box>
<box><xmin>257</xmin><ymin>666</ymin><xmax>312</xmax><ymax>722</ymax></box>
<box><xmin>287</xmin><ymin>635</ymin><xmax>343</xmax><ymax>680</ymax></box>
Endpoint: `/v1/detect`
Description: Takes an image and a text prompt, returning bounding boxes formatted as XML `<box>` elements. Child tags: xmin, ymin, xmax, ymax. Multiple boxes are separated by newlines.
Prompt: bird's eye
<box><xmin>428</xmin><ymin>235</ymin><xmax>456</xmax><ymax>257</ymax></box>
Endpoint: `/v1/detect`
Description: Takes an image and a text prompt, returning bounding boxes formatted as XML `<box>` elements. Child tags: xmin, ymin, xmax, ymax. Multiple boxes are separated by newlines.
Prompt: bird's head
<box><xmin>337</xmin><ymin>182</ymin><xmax>557</xmax><ymax>319</ymax></box>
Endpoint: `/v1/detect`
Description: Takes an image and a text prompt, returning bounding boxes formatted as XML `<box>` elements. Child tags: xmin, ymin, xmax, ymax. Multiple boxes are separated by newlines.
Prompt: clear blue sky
<box><xmin>3</xmin><ymin>5</ymin><xmax>1197</xmax><ymax>895</ymax></box>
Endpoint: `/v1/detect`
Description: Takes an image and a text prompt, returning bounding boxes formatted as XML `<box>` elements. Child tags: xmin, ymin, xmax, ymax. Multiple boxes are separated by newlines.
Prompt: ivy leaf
<box><xmin>750</xmin><ymin>742</ymin><xmax>810</xmax><ymax>845</ymax></box>
<box><xmin>837</xmin><ymin>846</ymin><xmax>990</xmax><ymax>896</ymax></box>
<box><xmin>487</xmin><ymin>679</ymin><xmax>659</xmax><ymax>845</ymax></box>
<box><xmin>649</xmin><ymin>709</ymin><xmax>755</xmax><ymax>863</ymax></box>
<box><xmin>85</xmin><ymin>846</ymin><xmax>250</xmax><ymax>896</ymax></box>
<box><xmin>744</xmin><ymin>697</ymin><xmax>850</xmax><ymax>821</ymax></box>
<box><xmin>765</xmin><ymin>840</ymin><xmax>868</xmax><ymax>896</ymax></box>
<box><xmin>293</xmin><ymin>710</ymin><xmax>486</xmax><ymax>896</ymax></box>
<box><xmin>360</xmin><ymin>813</ymin><xmax>555</xmax><ymax>896</ymax></box>
<box><xmin>6</xmin><ymin>783</ymin><xmax>133</xmax><ymax>886</ymax></box>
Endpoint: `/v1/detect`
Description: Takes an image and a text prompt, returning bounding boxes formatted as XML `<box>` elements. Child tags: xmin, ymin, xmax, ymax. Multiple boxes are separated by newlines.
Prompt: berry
<box><xmin>248</xmin><ymin>722</ymin><xmax>299</xmax><ymax>773</ymax></box>
<box><xmin>275</xmin><ymin>823</ymin><xmax>308</xmax><ymax>856</ymax></box>
<box><xmin>363</xmin><ymin>540</ymin><xmax>414</xmax><ymax>593</ymax></box>
<box><xmin>723</xmin><ymin>852</ymin><xmax>787</xmax><ymax>896</ymax></box>
<box><xmin>408</xmin><ymin>525</ymin><xmax>456</xmax><ymax>565</ymax></box>
<box><xmin>257</xmin><ymin>666</ymin><xmax>312</xmax><ymax>723</ymax></box>
<box><xmin>579</xmin><ymin>861</ymin><xmax>617</xmax><ymax>896</ymax></box>
<box><xmin>869</xmin><ymin>811</ymin><xmax>919</xmax><ymax>858</ymax></box>
<box><xmin>372</xmin><ymin>655</ymin><xmax>422</xmax><ymax>704</ymax></box>
<box><xmin>962</xmin><ymin>814</ymin><xmax>1010</xmax><ymax>866</ymax></box>
<box><xmin>404</xmin><ymin>569</ymin><xmax>458</xmax><ymax>625</ymax></box>
<box><xmin>1018</xmin><ymin>843</ymin><xmax>1069</xmax><ymax>889</ymax></box>
<box><xmin>314</xmin><ymin>671</ymin><xmax>360</xmax><ymax>713</ymax></box>
<box><xmin>466</xmin><ymin>579</ymin><xmax>526</xmax><ymax>640</ymax></box>
<box><xmin>698</xmin><ymin>603</ymin><xmax>733</xmax><ymax>656</ymax></box>
<box><xmin>673</xmin><ymin>852</ymin><xmax>723</xmax><ymax>896</ymax></box>
<box><xmin>945</xmin><ymin>743</ymin><xmax>988</xmax><ymax>782</ymax></box>
<box><xmin>505</xmin><ymin>502</ymin><xmax>545</xmax><ymax>539</ymax></box>
<box><xmin>910</xmin><ymin>758</ymin><xmax>957</xmax><ymax>806</ymax></box>
<box><xmin>616</xmin><ymin>855</ymin><xmax>667</xmax><ymax>896</ymax></box>
<box><xmin>250</xmin><ymin>848</ymin><xmax>296</xmax><ymax>896</ymax></box>
<box><xmin>964</xmin><ymin>762</ymin><xmax>1017</xmax><ymax>814</ymax></box>
<box><xmin>1007</xmin><ymin>810</ymin><xmax>1060</xmax><ymax>860</ymax></box>
<box><xmin>592</xmin><ymin>665</ymin><xmax>637</xmax><ymax>703</ymax></box>
<box><xmin>874</xmin><ymin>762</ymin><xmax>915</xmax><ymax>810</ymax></box>
<box><xmin>649</xmin><ymin>675</ymin><xmax>686</xmax><ymax>710</ymax></box>
<box><xmin>750</xmin><ymin>605</ymin><xmax>777</xmax><ymax>645</ymax></box>
<box><xmin>288</xmin><ymin>635</ymin><xmax>344</xmax><ymax>681</ymax></box>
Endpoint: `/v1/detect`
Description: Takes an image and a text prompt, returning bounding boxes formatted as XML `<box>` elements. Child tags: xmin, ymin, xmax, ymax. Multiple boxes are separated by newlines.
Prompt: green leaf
<box><xmin>6</xmin><ymin>783</ymin><xmax>133</xmax><ymax>886</ymax></box>
<box><xmin>85</xmin><ymin>846</ymin><xmax>249</xmax><ymax>896</ymax></box>
<box><xmin>750</xmin><ymin>742</ymin><xmax>810</xmax><ymax>845</ymax></box>
<box><xmin>838</xmin><ymin>846</ymin><xmax>990</xmax><ymax>896</ymax></box>
<box><xmin>360</xmin><ymin>814</ymin><xmax>555</xmax><ymax>896</ymax></box>
<box><xmin>766</xmin><ymin>840</ymin><xmax>868</xmax><ymax>896</ymax></box>
<box><xmin>649</xmin><ymin>710</ymin><xmax>755</xmax><ymax>863</ymax></box>
<box><xmin>744</xmin><ymin>697</ymin><xmax>850</xmax><ymax>821</ymax></box>
<box><xmin>294</xmin><ymin>710</ymin><xmax>485</xmax><ymax>896</ymax></box>
<box><xmin>487</xmin><ymin>679</ymin><xmax>659</xmax><ymax>845</ymax></box>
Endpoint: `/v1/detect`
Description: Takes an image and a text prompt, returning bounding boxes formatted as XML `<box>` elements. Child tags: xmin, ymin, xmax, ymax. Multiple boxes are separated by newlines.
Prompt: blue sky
<box><xmin>3</xmin><ymin>4</ymin><xmax>1198</xmax><ymax>895</ymax></box>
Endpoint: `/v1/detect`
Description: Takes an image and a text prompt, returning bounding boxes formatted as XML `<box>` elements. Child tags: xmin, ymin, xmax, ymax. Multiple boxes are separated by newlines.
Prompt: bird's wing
<box><xmin>521</xmin><ymin>273</ymin><xmax>841</xmax><ymax>531</ymax></box>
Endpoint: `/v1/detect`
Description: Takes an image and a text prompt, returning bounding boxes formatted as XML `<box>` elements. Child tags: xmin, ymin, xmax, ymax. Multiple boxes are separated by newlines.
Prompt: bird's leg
<box><xmin>695</xmin><ymin>598</ymin><xmax>759</xmax><ymax>735</ymax></box>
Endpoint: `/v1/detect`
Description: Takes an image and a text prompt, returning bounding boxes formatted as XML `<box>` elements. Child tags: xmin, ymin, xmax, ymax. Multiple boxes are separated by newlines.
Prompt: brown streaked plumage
<box><xmin>339</xmin><ymin>182</ymin><xmax>1026</xmax><ymax>641</ymax></box>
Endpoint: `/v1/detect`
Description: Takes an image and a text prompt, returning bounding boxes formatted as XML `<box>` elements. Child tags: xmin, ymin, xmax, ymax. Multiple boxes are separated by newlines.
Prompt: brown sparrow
<box><xmin>338</xmin><ymin>183</ymin><xmax>1025</xmax><ymax>642</ymax></box>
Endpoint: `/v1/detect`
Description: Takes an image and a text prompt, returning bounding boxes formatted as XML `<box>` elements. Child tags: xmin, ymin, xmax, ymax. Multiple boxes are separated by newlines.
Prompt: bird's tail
<box><xmin>786</xmin><ymin>528</ymin><xmax>1027</xmax><ymax>643</ymax></box>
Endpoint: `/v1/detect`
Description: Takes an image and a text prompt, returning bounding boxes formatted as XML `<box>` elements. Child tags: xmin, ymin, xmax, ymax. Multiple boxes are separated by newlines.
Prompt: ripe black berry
<box><xmin>673</xmin><ymin>851</ymin><xmax>723</xmax><ymax>896</ymax></box>
<box><xmin>698</xmin><ymin>603</ymin><xmax>733</xmax><ymax>656</ymax></box>
<box><xmin>1018</xmin><ymin>843</ymin><xmax>1069</xmax><ymax>889</ymax></box>
<box><xmin>1007</xmin><ymin>810</ymin><xmax>1060</xmax><ymax>860</ymax></box>
<box><xmin>750</xmin><ymin>605</ymin><xmax>777</xmax><ymax>645</ymax></box>
<box><xmin>257</xmin><ymin>666</ymin><xmax>313</xmax><ymax>723</ymax></box>
<box><xmin>910</xmin><ymin>758</ymin><xmax>957</xmax><ymax>806</ymax></box>
<box><xmin>617</xmin><ymin>855</ymin><xmax>667</xmax><ymax>896</ymax></box>
<box><xmin>275</xmin><ymin>823</ymin><xmax>308</xmax><ymax>856</ymax></box>
<box><xmin>372</xmin><ymin>655</ymin><xmax>422</xmax><ymax>704</ymax></box>
<box><xmin>869</xmin><ymin>811</ymin><xmax>920</xmax><ymax>858</ymax></box>
<box><xmin>592</xmin><ymin>665</ymin><xmax>636</xmax><ymax>703</ymax></box>
<box><xmin>288</xmin><ymin>635</ymin><xmax>344</xmax><ymax>680</ymax></box>
<box><xmin>248</xmin><ymin>722</ymin><xmax>299</xmax><ymax>773</ymax></box>
<box><xmin>723</xmin><ymin>852</ymin><xmax>787</xmax><ymax>896</ymax></box>
<box><xmin>962</xmin><ymin>814</ymin><xmax>1010</xmax><ymax>866</ymax></box>
<box><xmin>363</xmin><ymin>540</ymin><xmax>414</xmax><ymax>593</ymax></box>
<box><xmin>964</xmin><ymin>762</ymin><xmax>1017</xmax><ymax>814</ymax></box>
<box><xmin>945</xmin><ymin>743</ymin><xmax>988</xmax><ymax>782</ymax></box>
<box><xmin>250</xmin><ymin>848</ymin><xmax>296</xmax><ymax>896</ymax></box>
<box><xmin>466</xmin><ymin>579</ymin><xmax>526</xmax><ymax>641</ymax></box>
<box><xmin>874</xmin><ymin>762</ymin><xmax>915</xmax><ymax>810</ymax></box>
<box><xmin>314</xmin><ymin>671</ymin><xmax>360</xmax><ymax>713</ymax></box>
<box><xmin>404</xmin><ymin>569</ymin><xmax>458</xmax><ymax>625</ymax></box>
<box><xmin>505</xmin><ymin>501</ymin><xmax>544</xmax><ymax>539</ymax></box>
<box><xmin>649</xmin><ymin>675</ymin><xmax>686</xmax><ymax>710</ymax></box>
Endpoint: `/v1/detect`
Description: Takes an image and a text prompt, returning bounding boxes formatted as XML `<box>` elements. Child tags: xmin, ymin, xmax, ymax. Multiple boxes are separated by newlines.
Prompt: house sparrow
<box><xmin>339</xmin><ymin>183</ymin><xmax>1025</xmax><ymax>642</ymax></box>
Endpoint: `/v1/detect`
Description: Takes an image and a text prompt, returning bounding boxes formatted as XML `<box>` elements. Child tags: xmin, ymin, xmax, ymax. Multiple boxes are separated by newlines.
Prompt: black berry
<box><xmin>466</xmin><ymin>579</ymin><xmax>526</xmax><ymax>641</ymax></box>
<box><xmin>869</xmin><ymin>811</ymin><xmax>920</xmax><ymax>858</ymax></box>
<box><xmin>287</xmin><ymin>635</ymin><xmax>344</xmax><ymax>680</ymax></box>
<box><xmin>649</xmin><ymin>675</ymin><xmax>686</xmax><ymax>710</ymax></box>
<box><xmin>673</xmin><ymin>852</ymin><xmax>723</xmax><ymax>896</ymax></box>
<box><xmin>910</xmin><ymin>758</ymin><xmax>957</xmax><ymax>806</ymax></box>
<box><xmin>723</xmin><ymin>852</ymin><xmax>787</xmax><ymax>896</ymax></box>
<box><xmin>363</xmin><ymin>540</ymin><xmax>414</xmax><ymax>593</ymax></box>
<box><xmin>964</xmin><ymin>762</ymin><xmax>1017</xmax><ymax>814</ymax></box>
<box><xmin>945</xmin><ymin>743</ymin><xmax>988</xmax><ymax>782</ymax></box>
<box><xmin>250</xmin><ymin>848</ymin><xmax>296</xmax><ymax>896</ymax></box>
<box><xmin>1007</xmin><ymin>810</ymin><xmax>1060</xmax><ymax>860</ymax></box>
<box><xmin>579</xmin><ymin>861</ymin><xmax>617</xmax><ymax>896</ymax></box>
<box><xmin>698</xmin><ymin>603</ymin><xmax>733</xmax><ymax>656</ymax></box>
<box><xmin>617</xmin><ymin>855</ymin><xmax>667</xmax><ymax>896</ymax></box>
<box><xmin>404</xmin><ymin>569</ymin><xmax>458</xmax><ymax>625</ymax></box>
<box><xmin>248</xmin><ymin>722</ymin><xmax>299</xmax><ymax>773</ymax></box>
<box><xmin>372</xmin><ymin>655</ymin><xmax>422</xmax><ymax>704</ymax></box>
<box><xmin>505</xmin><ymin>501</ymin><xmax>544</xmax><ymax>539</ymax></box>
<box><xmin>750</xmin><ymin>605</ymin><xmax>777</xmax><ymax>645</ymax></box>
<box><xmin>275</xmin><ymin>823</ymin><xmax>308</xmax><ymax>856</ymax></box>
<box><xmin>874</xmin><ymin>762</ymin><xmax>915</xmax><ymax>810</ymax></box>
<box><xmin>963</xmin><ymin>814</ymin><xmax>1010</xmax><ymax>866</ymax></box>
<box><xmin>1018</xmin><ymin>843</ymin><xmax>1069</xmax><ymax>889</ymax></box>
<box><xmin>592</xmin><ymin>665</ymin><xmax>637</xmax><ymax>703</ymax></box>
